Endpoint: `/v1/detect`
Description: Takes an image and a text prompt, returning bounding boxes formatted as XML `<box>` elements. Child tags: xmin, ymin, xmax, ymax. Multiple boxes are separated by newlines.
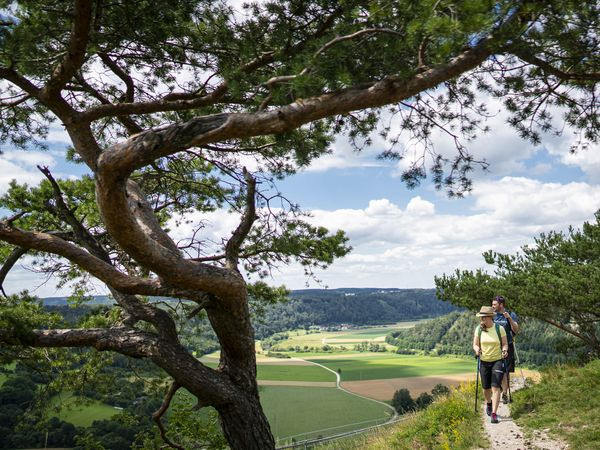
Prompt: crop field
<box><xmin>258</xmin><ymin>385</ymin><xmax>393</xmax><ymax>444</ymax></box>
<box><xmin>201</xmin><ymin>360</ymin><xmax>335</xmax><ymax>382</ymax></box>
<box><xmin>271</xmin><ymin>321</ymin><xmax>425</xmax><ymax>349</ymax></box>
<box><xmin>50</xmin><ymin>391</ymin><xmax>121</xmax><ymax>426</ymax></box>
<box><xmin>309</xmin><ymin>354</ymin><xmax>475</xmax><ymax>381</ymax></box>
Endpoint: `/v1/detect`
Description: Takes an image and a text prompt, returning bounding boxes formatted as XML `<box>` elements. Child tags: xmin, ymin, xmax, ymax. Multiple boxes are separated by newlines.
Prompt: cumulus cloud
<box><xmin>266</xmin><ymin>178</ymin><xmax>600</xmax><ymax>289</ymax></box>
<box><xmin>0</xmin><ymin>150</ymin><xmax>57</xmax><ymax>194</ymax></box>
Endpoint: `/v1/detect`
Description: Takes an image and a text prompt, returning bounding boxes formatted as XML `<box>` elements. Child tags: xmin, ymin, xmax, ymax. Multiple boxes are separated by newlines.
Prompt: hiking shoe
<box><xmin>486</xmin><ymin>402</ymin><xmax>492</xmax><ymax>416</ymax></box>
<box><xmin>502</xmin><ymin>393</ymin><xmax>509</xmax><ymax>404</ymax></box>
<box><xmin>491</xmin><ymin>413</ymin><xmax>499</xmax><ymax>423</ymax></box>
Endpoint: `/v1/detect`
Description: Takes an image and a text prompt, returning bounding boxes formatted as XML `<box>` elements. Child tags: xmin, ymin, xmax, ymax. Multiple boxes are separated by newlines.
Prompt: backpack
<box><xmin>477</xmin><ymin>322</ymin><xmax>502</xmax><ymax>356</ymax></box>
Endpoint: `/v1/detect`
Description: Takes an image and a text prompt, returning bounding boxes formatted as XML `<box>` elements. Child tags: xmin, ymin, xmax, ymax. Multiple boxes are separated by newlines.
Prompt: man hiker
<box><xmin>492</xmin><ymin>295</ymin><xmax>519</xmax><ymax>403</ymax></box>
<box><xmin>473</xmin><ymin>306</ymin><xmax>509</xmax><ymax>424</ymax></box>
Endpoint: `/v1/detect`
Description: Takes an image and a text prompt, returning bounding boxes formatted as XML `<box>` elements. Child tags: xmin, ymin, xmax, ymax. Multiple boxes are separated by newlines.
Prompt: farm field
<box><xmin>200</xmin><ymin>359</ymin><xmax>335</xmax><ymax>382</ymax></box>
<box><xmin>50</xmin><ymin>391</ymin><xmax>121</xmax><ymax>426</ymax></box>
<box><xmin>270</xmin><ymin>320</ymin><xmax>425</xmax><ymax>349</ymax></box>
<box><xmin>309</xmin><ymin>354</ymin><xmax>475</xmax><ymax>381</ymax></box>
<box><xmin>258</xmin><ymin>385</ymin><xmax>393</xmax><ymax>444</ymax></box>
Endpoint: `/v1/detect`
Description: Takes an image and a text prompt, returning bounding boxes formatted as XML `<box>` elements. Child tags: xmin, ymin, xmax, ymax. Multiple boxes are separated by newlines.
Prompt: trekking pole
<box><xmin>474</xmin><ymin>355</ymin><xmax>480</xmax><ymax>413</ymax></box>
<box><xmin>513</xmin><ymin>341</ymin><xmax>526</xmax><ymax>388</ymax></box>
<box><xmin>506</xmin><ymin>361</ymin><xmax>512</xmax><ymax>402</ymax></box>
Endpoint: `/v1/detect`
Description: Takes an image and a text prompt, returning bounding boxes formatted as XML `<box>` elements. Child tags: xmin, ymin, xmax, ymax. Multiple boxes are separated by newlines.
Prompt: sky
<box><xmin>1</xmin><ymin>3</ymin><xmax>599</xmax><ymax>297</ymax></box>
<box><xmin>2</xmin><ymin>99</ymin><xmax>598</xmax><ymax>298</ymax></box>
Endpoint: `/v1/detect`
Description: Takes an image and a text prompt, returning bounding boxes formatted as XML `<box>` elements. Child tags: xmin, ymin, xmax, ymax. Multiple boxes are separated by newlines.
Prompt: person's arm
<box><xmin>501</xmin><ymin>335</ymin><xmax>509</xmax><ymax>359</ymax></box>
<box><xmin>473</xmin><ymin>331</ymin><xmax>481</xmax><ymax>356</ymax></box>
<box><xmin>504</xmin><ymin>311</ymin><xmax>519</xmax><ymax>334</ymax></box>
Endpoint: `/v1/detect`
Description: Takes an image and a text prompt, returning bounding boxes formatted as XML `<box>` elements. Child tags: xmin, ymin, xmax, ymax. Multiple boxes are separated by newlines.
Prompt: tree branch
<box><xmin>512</xmin><ymin>47</ymin><xmax>600</xmax><ymax>82</ymax></box>
<box><xmin>0</xmin><ymin>220</ymin><xmax>213</xmax><ymax>301</ymax></box>
<box><xmin>225</xmin><ymin>169</ymin><xmax>257</xmax><ymax>270</ymax></box>
<box><xmin>80</xmin><ymin>83</ymin><xmax>229</xmax><ymax>122</ymax></box>
<box><xmin>0</xmin><ymin>247</ymin><xmax>27</xmax><ymax>297</ymax></box>
<box><xmin>98</xmin><ymin>52</ymin><xmax>135</xmax><ymax>103</ymax></box>
<box><xmin>0</xmin><ymin>327</ymin><xmax>159</xmax><ymax>358</ymax></box>
<box><xmin>40</xmin><ymin>0</ymin><xmax>93</xmax><ymax>99</ymax></box>
<box><xmin>152</xmin><ymin>381</ymin><xmax>185</xmax><ymax>450</ymax></box>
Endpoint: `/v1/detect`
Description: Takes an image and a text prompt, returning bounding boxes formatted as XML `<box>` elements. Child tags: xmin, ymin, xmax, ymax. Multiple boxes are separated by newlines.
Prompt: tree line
<box><xmin>387</xmin><ymin>311</ymin><xmax>583</xmax><ymax>366</ymax></box>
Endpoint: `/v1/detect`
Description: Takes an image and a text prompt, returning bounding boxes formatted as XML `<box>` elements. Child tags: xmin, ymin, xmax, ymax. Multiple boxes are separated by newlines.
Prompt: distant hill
<box><xmin>42</xmin><ymin>296</ymin><xmax>114</xmax><ymax>306</ymax></box>
<box><xmin>41</xmin><ymin>288</ymin><xmax>459</xmax><ymax>339</ymax></box>
<box><xmin>253</xmin><ymin>288</ymin><xmax>460</xmax><ymax>338</ymax></box>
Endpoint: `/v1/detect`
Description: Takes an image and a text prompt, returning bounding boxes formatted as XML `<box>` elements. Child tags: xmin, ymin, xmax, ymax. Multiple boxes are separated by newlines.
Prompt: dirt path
<box><xmin>481</xmin><ymin>376</ymin><xmax>568</xmax><ymax>449</ymax></box>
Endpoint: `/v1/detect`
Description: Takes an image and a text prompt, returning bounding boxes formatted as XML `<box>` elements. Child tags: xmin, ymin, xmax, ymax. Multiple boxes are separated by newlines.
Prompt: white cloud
<box><xmin>0</xmin><ymin>150</ymin><xmax>57</xmax><ymax>194</ymax></box>
<box><xmin>264</xmin><ymin>178</ymin><xmax>600</xmax><ymax>289</ymax></box>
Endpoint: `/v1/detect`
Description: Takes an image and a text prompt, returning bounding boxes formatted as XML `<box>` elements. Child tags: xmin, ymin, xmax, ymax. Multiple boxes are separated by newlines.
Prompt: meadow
<box><xmin>309</xmin><ymin>354</ymin><xmax>475</xmax><ymax>381</ymax></box>
<box><xmin>49</xmin><ymin>391</ymin><xmax>121</xmax><ymax>426</ymax></box>
<box><xmin>201</xmin><ymin>360</ymin><xmax>336</xmax><ymax>382</ymax></box>
<box><xmin>259</xmin><ymin>385</ymin><xmax>393</xmax><ymax>444</ymax></box>
<box><xmin>271</xmin><ymin>321</ymin><xmax>424</xmax><ymax>349</ymax></box>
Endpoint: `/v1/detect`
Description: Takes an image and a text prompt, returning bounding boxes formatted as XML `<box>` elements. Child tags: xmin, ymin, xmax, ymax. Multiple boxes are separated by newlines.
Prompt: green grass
<box><xmin>202</xmin><ymin>361</ymin><xmax>335</xmax><ymax>381</ymax></box>
<box><xmin>309</xmin><ymin>354</ymin><xmax>475</xmax><ymax>381</ymax></box>
<box><xmin>271</xmin><ymin>321</ymin><xmax>425</xmax><ymax>349</ymax></box>
<box><xmin>50</xmin><ymin>391</ymin><xmax>121</xmax><ymax>427</ymax></box>
<box><xmin>257</xmin><ymin>364</ymin><xmax>335</xmax><ymax>382</ymax></box>
<box><xmin>511</xmin><ymin>358</ymin><xmax>600</xmax><ymax>450</ymax></box>
<box><xmin>318</xmin><ymin>383</ymin><xmax>487</xmax><ymax>449</ymax></box>
<box><xmin>0</xmin><ymin>362</ymin><xmax>16</xmax><ymax>386</ymax></box>
<box><xmin>258</xmin><ymin>386</ymin><xmax>393</xmax><ymax>444</ymax></box>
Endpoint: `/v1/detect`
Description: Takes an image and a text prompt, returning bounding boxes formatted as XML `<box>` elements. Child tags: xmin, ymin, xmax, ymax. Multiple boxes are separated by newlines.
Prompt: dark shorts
<box><xmin>479</xmin><ymin>360</ymin><xmax>505</xmax><ymax>389</ymax></box>
<box><xmin>505</xmin><ymin>343</ymin><xmax>515</xmax><ymax>373</ymax></box>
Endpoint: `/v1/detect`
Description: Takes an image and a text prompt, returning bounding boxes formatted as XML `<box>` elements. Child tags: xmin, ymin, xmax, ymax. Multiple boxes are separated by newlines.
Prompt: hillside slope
<box><xmin>387</xmin><ymin>311</ymin><xmax>582</xmax><ymax>367</ymax></box>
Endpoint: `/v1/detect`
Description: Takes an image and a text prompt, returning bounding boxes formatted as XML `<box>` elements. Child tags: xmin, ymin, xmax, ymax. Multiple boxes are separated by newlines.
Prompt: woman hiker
<box><xmin>473</xmin><ymin>306</ymin><xmax>508</xmax><ymax>424</ymax></box>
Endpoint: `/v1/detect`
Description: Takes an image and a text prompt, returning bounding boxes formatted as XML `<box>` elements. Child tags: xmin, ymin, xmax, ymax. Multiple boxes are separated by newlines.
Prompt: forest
<box><xmin>387</xmin><ymin>311</ymin><xmax>585</xmax><ymax>366</ymax></box>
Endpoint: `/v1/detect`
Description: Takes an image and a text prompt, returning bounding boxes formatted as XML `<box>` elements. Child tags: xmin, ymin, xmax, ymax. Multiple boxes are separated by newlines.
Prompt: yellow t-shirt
<box><xmin>474</xmin><ymin>325</ymin><xmax>506</xmax><ymax>362</ymax></box>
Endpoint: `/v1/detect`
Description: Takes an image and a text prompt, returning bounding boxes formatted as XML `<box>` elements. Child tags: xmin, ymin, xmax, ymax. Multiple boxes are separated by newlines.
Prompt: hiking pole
<box><xmin>513</xmin><ymin>341</ymin><xmax>526</xmax><ymax>388</ymax></box>
<box><xmin>474</xmin><ymin>355</ymin><xmax>480</xmax><ymax>413</ymax></box>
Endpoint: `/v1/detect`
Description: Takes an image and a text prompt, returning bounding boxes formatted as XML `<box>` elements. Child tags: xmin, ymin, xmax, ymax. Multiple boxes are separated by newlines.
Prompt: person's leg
<box><xmin>480</xmin><ymin>361</ymin><xmax>493</xmax><ymax>415</ymax></box>
<box><xmin>491</xmin><ymin>386</ymin><xmax>501</xmax><ymax>413</ymax></box>
<box><xmin>490</xmin><ymin>360</ymin><xmax>505</xmax><ymax>423</ymax></box>
<box><xmin>484</xmin><ymin>388</ymin><xmax>492</xmax><ymax>403</ymax></box>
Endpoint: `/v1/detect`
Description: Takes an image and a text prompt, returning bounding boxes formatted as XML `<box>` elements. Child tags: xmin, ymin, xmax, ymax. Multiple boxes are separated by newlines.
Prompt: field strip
<box><xmin>342</xmin><ymin>372</ymin><xmax>475</xmax><ymax>401</ymax></box>
<box><xmin>341</xmin><ymin>368</ymin><xmax>541</xmax><ymax>401</ymax></box>
<box><xmin>258</xmin><ymin>380</ymin><xmax>336</xmax><ymax>387</ymax></box>
<box><xmin>302</xmin><ymin>359</ymin><xmax>398</xmax><ymax>420</ymax></box>
<box><xmin>199</xmin><ymin>356</ymin><xmax>313</xmax><ymax>366</ymax></box>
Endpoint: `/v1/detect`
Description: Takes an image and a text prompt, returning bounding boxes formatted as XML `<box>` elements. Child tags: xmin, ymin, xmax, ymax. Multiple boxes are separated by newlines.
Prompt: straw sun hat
<box><xmin>475</xmin><ymin>306</ymin><xmax>495</xmax><ymax>317</ymax></box>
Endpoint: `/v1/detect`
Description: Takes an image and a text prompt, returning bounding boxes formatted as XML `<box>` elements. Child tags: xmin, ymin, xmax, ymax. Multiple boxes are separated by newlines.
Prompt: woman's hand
<box><xmin>473</xmin><ymin>345</ymin><xmax>481</xmax><ymax>356</ymax></box>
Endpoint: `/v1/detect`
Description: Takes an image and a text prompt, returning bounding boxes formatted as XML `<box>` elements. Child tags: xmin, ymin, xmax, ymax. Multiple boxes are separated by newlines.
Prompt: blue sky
<box><xmin>2</xmin><ymin>101</ymin><xmax>600</xmax><ymax>297</ymax></box>
<box><xmin>1</xmin><ymin>2</ymin><xmax>599</xmax><ymax>297</ymax></box>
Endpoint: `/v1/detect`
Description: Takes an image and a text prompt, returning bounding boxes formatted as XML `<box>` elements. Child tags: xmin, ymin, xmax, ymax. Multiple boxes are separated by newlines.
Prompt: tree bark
<box><xmin>217</xmin><ymin>392</ymin><xmax>275</xmax><ymax>450</ymax></box>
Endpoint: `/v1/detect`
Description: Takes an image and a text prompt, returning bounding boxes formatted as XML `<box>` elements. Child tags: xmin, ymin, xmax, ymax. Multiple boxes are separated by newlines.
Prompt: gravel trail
<box><xmin>481</xmin><ymin>377</ymin><xmax>568</xmax><ymax>450</ymax></box>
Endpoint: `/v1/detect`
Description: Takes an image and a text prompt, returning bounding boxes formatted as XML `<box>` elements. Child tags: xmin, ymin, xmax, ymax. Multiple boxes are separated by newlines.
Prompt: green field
<box><xmin>202</xmin><ymin>361</ymin><xmax>335</xmax><ymax>382</ymax></box>
<box><xmin>50</xmin><ymin>391</ymin><xmax>121</xmax><ymax>426</ymax></box>
<box><xmin>257</xmin><ymin>364</ymin><xmax>335</xmax><ymax>382</ymax></box>
<box><xmin>270</xmin><ymin>321</ymin><xmax>425</xmax><ymax>349</ymax></box>
<box><xmin>309</xmin><ymin>354</ymin><xmax>474</xmax><ymax>381</ymax></box>
<box><xmin>259</xmin><ymin>386</ymin><xmax>393</xmax><ymax>444</ymax></box>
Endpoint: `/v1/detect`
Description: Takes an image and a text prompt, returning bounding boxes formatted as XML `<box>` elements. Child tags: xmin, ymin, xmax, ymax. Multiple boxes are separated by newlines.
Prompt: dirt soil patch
<box><xmin>342</xmin><ymin>373</ymin><xmax>476</xmax><ymax>400</ymax></box>
<box><xmin>342</xmin><ymin>368</ymin><xmax>540</xmax><ymax>401</ymax></box>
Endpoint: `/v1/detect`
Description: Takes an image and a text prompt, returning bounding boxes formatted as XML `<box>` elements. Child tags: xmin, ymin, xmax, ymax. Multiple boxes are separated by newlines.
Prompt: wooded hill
<box><xmin>42</xmin><ymin>288</ymin><xmax>460</xmax><ymax>340</ymax></box>
<box><xmin>253</xmin><ymin>288</ymin><xmax>459</xmax><ymax>338</ymax></box>
<box><xmin>386</xmin><ymin>311</ymin><xmax>583</xmax><ymax>367</ymax></box>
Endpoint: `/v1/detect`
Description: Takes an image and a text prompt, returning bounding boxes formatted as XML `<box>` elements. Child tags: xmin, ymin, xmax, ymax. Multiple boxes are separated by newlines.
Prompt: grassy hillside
<box><xmin>511</xmin><ymin>359</ymin><xmax>600</xmax><ymax>449</ymax></box>
<box><xmin>319</xmin><ymin>383</ymin><xmax>487</xmax><ymax>449</ymax></box>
